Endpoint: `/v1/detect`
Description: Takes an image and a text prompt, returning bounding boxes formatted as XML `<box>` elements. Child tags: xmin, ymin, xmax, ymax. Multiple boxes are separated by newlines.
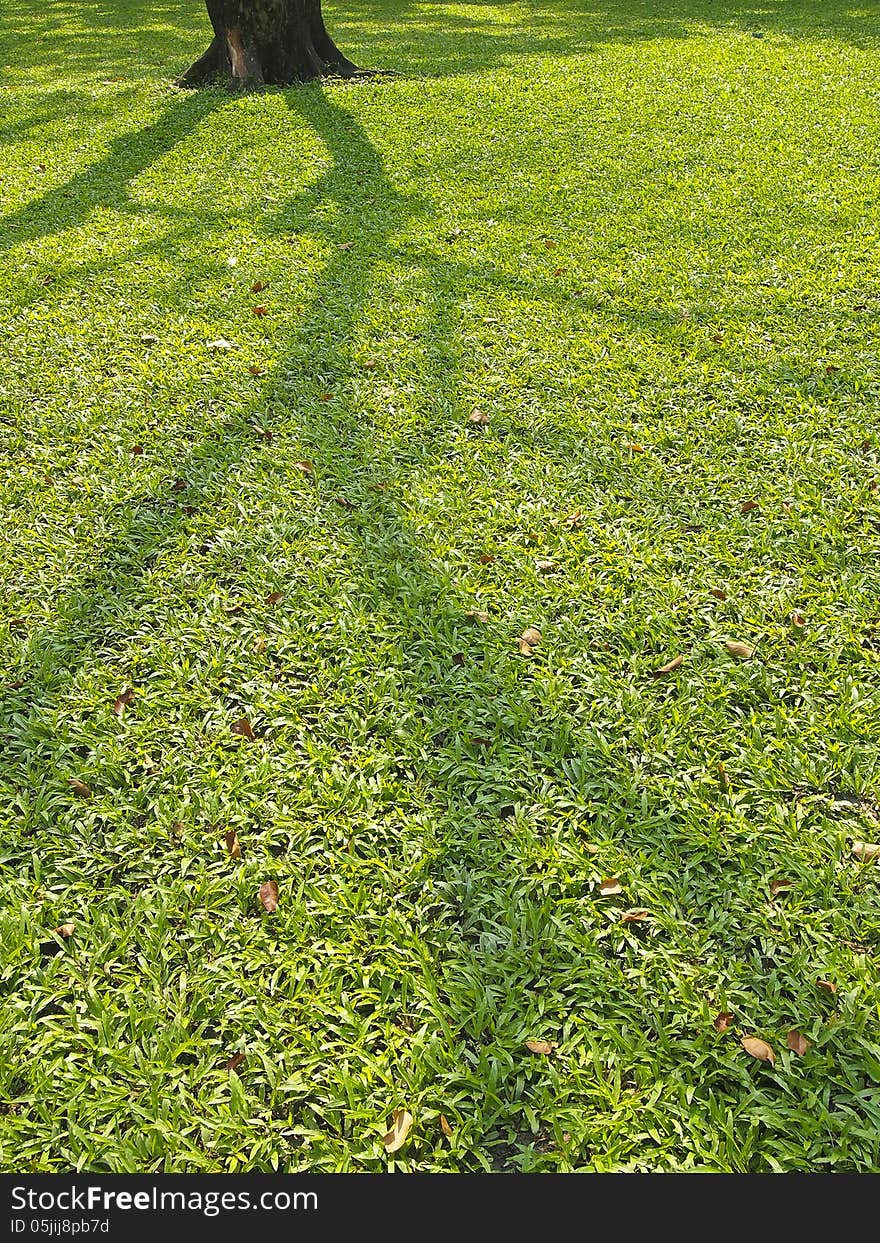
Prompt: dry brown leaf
<box><xmin>652</xmin><ymin>654</ymin><xmax>684</xmax><ymax>676</ymax></box>
<box><xmin>439</xmin><ymin>1113</ymin><xmax>454</xmax><ymax>1138</ymax></box>
<box><xmin>520</xmin><ymin>627</ymin><xmax>541</xmax><ymax>646</ymax></box>
<box><xmin>786</xmin><ymin>1030</ymin><xmax>809</xmax><ymax>1056</ymax></box>
<box><xmin>252</xmin><ymin>305</ymin><xmax>268</xmax><ymax>317</ymax></box>
<box><xmin>112</xmin><ymin>687</ymin><xmax>135</xmax><ymax>717</ymax></box>
<box><xmin>770</xmin><ymin>878</ymin><xmax>794</xmax><ymax>896</ymax></box>
<box><xmin>247</xmin><ymin>365</ymin><xmax>264</xmax><ymax>376</ymax></box>
<box><xmin>231</xmin><ymin>717</ymin><xmax>255</xmax><ymax>741</ymax></box>
<box><xmin>598</xmin><ymin>877</ymin><xmax>622</xmax><ymax>896</ymax></box>
<box><xmin>452</xmin><ymin>652</ymin><xmax>465</xmax><ymax>666</ymax></box>
<box><xmin>621</xmin><ymin>909</ymin><xmax>649</xmax><ymax>923</ymax></box>
<box><xmin>535</xmin><ymin>559</ymin><xmax>556</xmax><ymax>573</ymax></box>
<box><xmin>816</xmin><ymin>978</ymin><xmax>837</xmax><ymax>995</ymax></box>
<box><xmin>477</xmin><ymin>554</ymin><xmax>496</xmax><ymax>565</ymax></box>
<box><xmin>68</xmin><ymin>778</ymin><xmax>92</xmax><ymax>799</ymax></box>
<box><xmin>251</xmin><ymin>281</ymin><xmax>267</xmax><ymax>294</ymax></box>
<box><xmin>382</xmin><ymin>1109</ymin><xmax>413</xmax><ymax>1153</ymax></box>
<box><xmin>740</xmin><ymin>500</ymin><xmax>760</xmax><ymax>515</ymax></box>
<box><xmin>714</xmin><ymin>1011</ymin><xmax>734</xmax><ymax>1032</ymax></box>
<box><xmin>52</xmin><ymin>922</ymin><xmax>75</xmax><ymax>938</ymax></box>
<box><xmin>791</xmin><ymin>613</ymin><xmax>806</xmax><ymax>629</ymax></box>
<box><xmin>626</xmin><ymin>443</ymin><xmax>645</xmax><ymax>453</ymax></box>
<box><xmin>525</xmin><ymin>1039</ymin><xmax>557</xmax><ymax>1055</ymax></box>
<box><xmin>561</xmin><ymin>510</ymin><xmax>584</xmax><ymax>529</ymax></box>
<box><xmin>361</xmin><ymin>359</ymin><xmax>378</xmax><ymax>370</ymax></box>
<box><xmin>335</xmin><ymin>496</ymin><xmax>356</xmax><ymax>511</ymax></box>
<box><xmin>741</xmin><ymin>1036</ymin><xmax>775</xmax><ymax>1064</ymax></box>
<box><xmin>253</xmin><ymin>635</ymin><xmax>267</xmax><ymax>654</ymax></box>
<box><xmin>131</xmin><ymin>444</ymin><xmax>144</xmax><ymax>455</ymax></box>
<box><xmin>723</xmin><ymin>640</ymin><xmax>754</xmax><ymax>659</ymax></box>
<box><xmin>265</xmin><ymin>591</ymin><xmax>283</xmax><ymax>606</ymax></box>
<box><xmin>293</xmin><ymin>460</ymin><xmax>314</xmax><ymax>477</ymax></box>
<box><xmin>258</xmin><ymin>880</ymin><xmax>279</xmax><ymax>913</ymax></box>
<box><xmin>225</xmin><ymin>1052</ymin><xmax>246</xmax><ymax>1072</ymax></box>
<box><xmin>468</xmin><ymin>408</ymin><xmax>490</xmax><ymax>425</ymax></box>
<box><xmin>710</xmin><ymin>588</ymin><xmax>728</xmax><ymax>601</ymax></box>
<box><xmin>465</xmin><ymin>609</ymin><xmax>490</xmax><ymax>624</ymax></box>
<box><xmin>225</xmin><ymin>829</ymin><xmax>242</xmax><ymax>860</ymax></box>
<box><xmin>338</xmin><ymin>241</ymin><xmax>354</xmax><ymax>251</ymax></box>
<box><xmin>852</xmin><ymin>840</ymin><xmax>880</xmax><ymax>861</ymax></box>
<box><xmin>583</xmin><ymin>842</ymin><xmax>600</xmax><ymax>855</ymax></box>
<box><xmin>782</xmin><ymin>500</ymin><xmax>794</xmax><ymax>514</ymax></box>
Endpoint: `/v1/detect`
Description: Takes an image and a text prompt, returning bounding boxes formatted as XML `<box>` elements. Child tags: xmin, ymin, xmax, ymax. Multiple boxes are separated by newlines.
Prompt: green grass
<box><xmin>1</xmin><ymin>0</ymin><xmax>880</xmax><ymax>1173</ymax></box>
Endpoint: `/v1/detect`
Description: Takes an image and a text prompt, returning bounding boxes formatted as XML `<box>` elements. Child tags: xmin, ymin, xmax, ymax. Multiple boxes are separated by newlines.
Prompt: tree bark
<box><xmin>178</xmin><ymin>0</ymin><xmax>361</xmax><ymax>87</ymax></box>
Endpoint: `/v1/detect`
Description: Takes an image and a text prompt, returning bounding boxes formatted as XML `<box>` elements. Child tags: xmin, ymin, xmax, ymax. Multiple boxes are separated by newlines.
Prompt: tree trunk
<box><xmin>179</xmin><ymin>0</ymin><xmax>361</xmax><ymax>87</ymax></box>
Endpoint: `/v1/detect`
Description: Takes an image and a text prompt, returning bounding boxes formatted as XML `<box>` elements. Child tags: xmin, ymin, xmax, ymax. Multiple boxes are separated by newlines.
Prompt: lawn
<box><xmin>1</xmin><ymin>0</ymin><xmax>880</xmax><ymax>1173</ymax></box>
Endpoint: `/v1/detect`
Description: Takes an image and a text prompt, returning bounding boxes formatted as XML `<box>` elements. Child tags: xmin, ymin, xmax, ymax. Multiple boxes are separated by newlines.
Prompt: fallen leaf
<box><xmin>252</xmin><ymin>305</ymin><xmax>268</xmax><ymax>317</ymax></box>
<box><xmin>824</xmin><ymin>364</ymin><xmax>840</xmax><ymax>376</ymax></box>
<box><xmin>770</xmin><ymin>878</ymin><xmax>794</xmax><ymax>896</ymax></box>
<box><xmin>468</xmin><ymin>408</ymin><xmax>490</xmax><ymax>425</ymax></box>
<box><xmin>140</xmin><ymin>333</ymin><xmax>159</xmax><ymax>345</ymax></box>
<box><xmin>543</xmin><ymin>238</ymin><xmax>557</xmax><ymax>250</ymax></box>
<box><xmin>525</xmin><ymin>1039</ymin><xmax>557</xmax><ymax>1055</ymax></box>
<box><xmin>452</xmin><ymin>652</ymin><xmax>465</xmax><ymax>666</ymax></box>
<box><xmin>652</xmin><ymin>654</ymin><xmax>684</xmax><ymax>676</ymax></box>
<box><xmin>225</xmin><ymin>1052</ymin><xmax>245</xmax><ymax>1072</ymax></box>
<box><xmin>319</xmin><ymin>392</ymin><xmax>334</xmax><ymax>402</ymax></box>
<box><xmin>335</xmin><ymin>496</ymin><xmax>356</xmax><ymax>510</ymax></box>
<box><xmin>258</xmin><ymin>880</ymin><xmax>279</xmax><ymax>913</ymax></box>
<box><xmin>816</xmin><ymin>979</ymin><xmax>837</xmax><ymax>996</ymax></box>
<box><xmin>710</xmin><ymin>588</ymin><xmax>728</xmax><ymax>601</ymax></box>
<box><xmin>112</xmin><ymin>687</ymin><xmax>135</xmax><ymax>717</ymax></box>
<box><xmin>786</xmin><ymin>1030</ymin><xmax>809</xmax><ymax>1056</ymax></box>
<box><xmin>206</xmin><ymin>338</ymin><xmax>235</xmax><ymax>351</ymax></box>
<box><xmin>782</xmin><ymin>501</ymin><xmax>794</xmax><ymax>514</ymax></box>
<box><xmin>250</xmin><ymin>281</ymin><xmax>267</xmax><ymax>294</ymax></box>
<box><xmin>440</xmin><ymin>1114</ymin><xmax>454</xmax><ymax>1138</ymax></box>
<box><xmin>535</xmin><ymin>559</ymin><xmax>556</xmax><ymax>573</ymax></box>
<box><xmin>382</xmin><ymin>1109</ymin><xmax>413</xmax><ymax>1153</ymax></box>
<box><xmin>520</xmin><ymin>627</ymin><xmax>542</xmax><ymax>646</ymax></box>
<box><xmin>231</xmin><ymin>718</ymin><xmax>255</xmax><ymax>741</ymax></box>
<box><xmin>368</xmin><ymin>482</ymin><xmax>388</xmax><ymax>492</ymax></box>
<box><xmin>561</xmin><ymin>510</ymin><xmax>585</xmax><ymax>529</ymax></box>
<box><xmin>52</xmin><ymin>922</ymin><xmax>75</xmax><ymax>938</ymax></box>
<box><xmin>791</xmin><ymin>613</ymin><xmax>806</xmax><ymax>628</ymax></box>
<box><xmin>723</xmin><ymin>640</ymin><xmax>754</xmax><ymax>659</ymax></box>
<box><xmin>626</xmin><ymin>443</ymin><xmax>644</xmax><ymax>453</ymax></box>
<box><xmin>598</xmin><ymin>877</ymin><xmax>622</xmax><ymax>896</ymax></box>
<box><xmin>711</xmin><ymin>331</ymin><xmax>725</xmax><ymax>343</ymax></box>
<box><xmin>40</xmin><ymin>275</ymin><xmax>55</xmax><ymax>287</ymax></box>
<box><xmin>253</xmin><ymin>635</ymin><xmax>267</xmax><ymax>653</ymax></box>
<box><xmin>254</xmin><ymin>425</ymin><xmax>272</xmax><ymax>442</ymax></box>
<box><xmin>293</xmin><ymin>460</ymin><xmax>314</xmax><ymax>477</ymax></box>
<box><xmin>852</xmin><ymin>840</ymin><xmax>880</xmax><ymax>861</ymax></box>
<box><xmin>361</xmin><ymin>359</ymin><xmax>378</xmax><ymax>370</ymax></box>
<box><xmin>338</xmin><ymin>241</ymin><xmax>354</xmax><ymax>251</ymax></box>
<box><xmin>465</xmin><ymin>609</ymin><xmax>490</xmax><ymax>624</ymax></box>
<box><xmin>740</xmin><ymin>500</ymin><xmax>760</xmax><ymax>515</ymax></box>
<box><xmin>714</xmin><ymin>1011</ymin><xmax>734</xmax><ymax>1032</ymax></box>
<box><xmin>170</xmin><ymin>478</ymin><xmax>187</xmax><ymax>493</ymax></box>
<box><xmin>225</xmin><ymin>829</ymin><xmax>242</xmax><ymax>860</ymax></box>
<box><xmin>265</xmin><ymin>591</ymin><xmax>283</xmax><ymax>606</ymax></box>
<box><xmin>621</xmin><ymin>909</ymin><xmax>649</xmax><ymax>923</ymax></box>
<box><xmin>247</xmin><ymin>365</ymin><xmax>264</xmax><ymax>376</ymax></box>
<box><xmin>583</xmin><ymin>842</ymin><xmax>600</xmax><ymax>855</ymax></box>
<box><xmin>741</xmin><ymin>1036</ymin><xmax>775</xmax><ymax>1064</ymax></box>
<box><xmin>68</xmin><ymin>778</ymin><xmax>92</xmax><ymax>799</ymax></box>
<box><xmin>131</xmin><ymin>444</ymin><xmax>144</xmax><ymax>456</ymax></box>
